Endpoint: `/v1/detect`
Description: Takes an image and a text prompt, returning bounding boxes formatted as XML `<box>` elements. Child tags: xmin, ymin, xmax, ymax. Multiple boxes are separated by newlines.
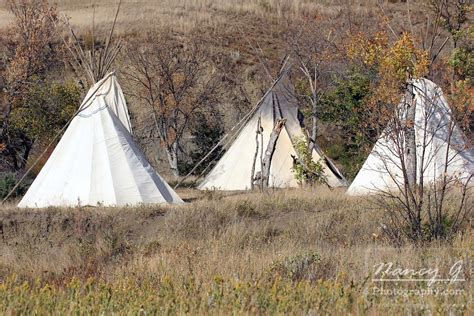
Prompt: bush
<box><xmin>0</xmin><ymin>172</ymin><xmax>31</xmax><ymax>200</ymax></box>
<box><xmin>10</xmin><ymin>80</ymin><xmax>81</xmax><ymax>142</ymax></box>
<box><xmin>449</xmin><ymin>47</ymin><xmax>474</xmax><ymax>80</ymax></box>
<box><xmin>179</xmin><ymin>112</ymin><xmax>225</xmax><ymax>176</ymax></box>
<box><xmin>291</xmin><ymin>137</ymin><xmax>326</xmax><ymax>186</ymax></box>
<box><xmin>318</xmin><ymin>70</ymin><xmax>375</xmax><ymax>179</ymax></box>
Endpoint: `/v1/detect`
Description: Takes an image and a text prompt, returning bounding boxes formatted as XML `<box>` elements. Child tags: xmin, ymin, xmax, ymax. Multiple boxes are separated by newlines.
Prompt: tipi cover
<box><xmin>199</xmin><ymin>69</ymin><xmax>347</xmax><ymax>190</ymax></box>
<box><xmin>19</xmin><ymin>73</ymin><xmax>183</xmax><ymax>207</ymax></box>
<box><xmin>347</xmin><ymin>78</ymin><xmax>473</xmax><ymax>195</ymax></box>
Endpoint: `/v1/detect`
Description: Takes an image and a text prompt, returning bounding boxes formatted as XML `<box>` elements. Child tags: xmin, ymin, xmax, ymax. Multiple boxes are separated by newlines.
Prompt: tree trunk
<box><xmin>405</xmin><ymin>82</ymin><xmax>417</xmax><ymax>187</ymax></box>
<box><xmin>251</xmin><ymin>117</ymin><xmax>262</xmax><ymax>190</ymax></box>
<box><xmin>165</xmin><ymin>142</ymin><xmax>179</xmax><ymax>179</ymax></box>
<box><xmin>18</xmin><ymin>136</ymin><xmax>32</xmax><ymax>170</ymax></box>
<box><xmin>261</xmin><ymin>118</ymin><xmax>286</xmax><ymax>189</ymax></box>
<box><xmin>152</xmin><ymin>109</ymin><xmax>180</xmax><ymax>179</ymax></box>
<box><xmin>450</xmin><ymin>40</ymin><xmax>457</xmax><ymax>94</ymax></box>
<box><xmin>309</xmin><ymin>93</ymin><xmax>317</xmax><ymax>152</ymax></box>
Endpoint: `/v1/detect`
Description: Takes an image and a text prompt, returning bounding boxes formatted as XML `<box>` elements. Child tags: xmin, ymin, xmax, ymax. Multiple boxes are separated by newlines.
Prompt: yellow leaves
<box><xmin>380</xmin><ymin>32</ymin><xmax>429</xmax><ymax>84</ymax></box>
<box><xmin>349</xmin><ymin>31</ymin><xmax>430</xmax><ymax>84</ymax></box>
<box><xmin>347</xmin><ymin>32</ymin><xmax>388</xmax><ymax>67</ymax></box>
<box><xmin>348</xmin><ymin>31</ymin><xmax>431</xmax><ymax>114</ymax></box>
<box><xmin>213</xmin><ymin>274</ymin><xmax>224</xmax><ymax>284</ymax></box>
<box><xmin>5</xmin><ymin>0</ymin><xmax>59</xmax><ymax>85</ymax></box>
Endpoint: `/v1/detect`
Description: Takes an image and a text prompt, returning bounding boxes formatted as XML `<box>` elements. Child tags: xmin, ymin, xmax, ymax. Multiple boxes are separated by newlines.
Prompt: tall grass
<box><xmin>0</xmin><ymin>188</ymin><xmax>471</xmax><ymax>313</ymax></box>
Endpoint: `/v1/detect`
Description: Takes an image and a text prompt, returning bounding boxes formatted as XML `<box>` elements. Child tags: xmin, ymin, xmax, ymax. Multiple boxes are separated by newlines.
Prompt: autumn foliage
<box><xmin>4</xmin><ymin>0</ymin><xmax>59</xmax><ymax>86</ymax></box>
<box><xmin>348</xmin><ymin>32</ymin><xmax>430</xmax><ymax>119</ymax></box>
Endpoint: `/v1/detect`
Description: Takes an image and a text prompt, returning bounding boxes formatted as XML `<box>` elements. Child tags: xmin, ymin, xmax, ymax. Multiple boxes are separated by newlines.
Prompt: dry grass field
<box><xmin>0</xmin><ymin>188</ymin><xmax>472</xmax><ymax>314</ymax></box>
<box><xmin>0</xmin><ymin>0</ymin><xmax>414</xmax><ymax>31</ymax></box>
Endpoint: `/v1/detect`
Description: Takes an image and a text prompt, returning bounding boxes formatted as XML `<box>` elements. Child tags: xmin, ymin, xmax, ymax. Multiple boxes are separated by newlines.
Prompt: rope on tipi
<box><xmin>2</xmin><ymin>1</ymin><xmax>124</xmax><ymax>204</ymax></box>
<box><xmin>173</xmin><ymin>58</ymin><xmax>291</xmax><ymax>189</ymax></box>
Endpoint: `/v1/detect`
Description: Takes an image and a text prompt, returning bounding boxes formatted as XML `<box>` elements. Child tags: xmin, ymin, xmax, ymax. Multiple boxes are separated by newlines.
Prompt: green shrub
<box><xmin>449</xmin><ymin>47</ymin><xmax>474</xmax><ymax>80</ymax></box>
<box><xmin>0</xmin><ymin>172</ymin><xmax>31</xmax><ymax>200</ymax></box>
<box><xmin>10</xmin><ymin>80</ymin><xmax>81</xmax><ymax>142</ymax></box>
<box><xmin>291</xmin><ymin>137</ymin><xmax>326</xmax><ymax>186</ymax></box>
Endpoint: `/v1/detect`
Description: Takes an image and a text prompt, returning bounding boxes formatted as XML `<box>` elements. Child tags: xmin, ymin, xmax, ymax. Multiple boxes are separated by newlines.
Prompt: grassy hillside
<box><xmin>0</xmin><ymin>189</ymin><xmax>472</xmax><ymax>313</ymax></box>
<box><xmin>0</xmin><ymin>0</ymin><xmax>406</xmax><ymax>30</ymax></box>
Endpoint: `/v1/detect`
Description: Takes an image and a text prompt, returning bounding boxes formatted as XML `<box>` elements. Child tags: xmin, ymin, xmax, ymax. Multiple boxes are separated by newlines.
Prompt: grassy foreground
<box><xmin>0</xmin><ymin>189</ymin><xmax>471</xmax><ymax>314</ymax></box>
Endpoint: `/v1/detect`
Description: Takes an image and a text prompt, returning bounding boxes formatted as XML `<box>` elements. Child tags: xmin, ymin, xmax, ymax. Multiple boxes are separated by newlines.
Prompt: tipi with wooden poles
<box><xmin>19</xmin><ymin>73</ymin><xmax>183</xmax><ymax>207</ymax></box>
<box><xmin>18</xmin><ymin>2</ymin><xmax>182</xmax><ymax>207</ymax></box>
<box><xmin>347</xmin><ymin>78</ymin><xmax>473</xmax><ymax>195</ymax></box>
<box><xmin>198</xmin><ymin>64</ymin><xmax>347</xmax><ymax>190</ymax></box>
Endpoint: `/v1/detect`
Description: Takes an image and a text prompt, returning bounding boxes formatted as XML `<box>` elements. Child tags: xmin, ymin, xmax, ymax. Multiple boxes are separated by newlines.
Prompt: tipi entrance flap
<box><xmin>267</xmin><ymin>124</ymin><xmax>300</xmax><ymax>187</ymax></box>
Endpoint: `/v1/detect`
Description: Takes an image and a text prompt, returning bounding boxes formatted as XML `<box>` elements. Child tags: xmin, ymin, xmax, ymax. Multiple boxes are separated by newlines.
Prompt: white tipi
<box><xmin>198</xmin><ymin>68</ymin><xmax>347</xmax><ymax>190</ymax></box>
<box><xmin>347</xmin><ymin>78</ymin><xmax>473</xmax><ymax>195</ymax></box>
<box><xmin>19</xmin><ymin>73</ymin><xmax>183</xmax><ymax>207</ymax></box>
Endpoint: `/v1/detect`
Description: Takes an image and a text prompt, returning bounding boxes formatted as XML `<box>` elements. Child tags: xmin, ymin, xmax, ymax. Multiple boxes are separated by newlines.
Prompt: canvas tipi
<box><xmin>347</xmin><ymin>78</ymin><xmax>473</xmax><ymax>195</ymax></box>
<box><xmin>19</xmin><ymin>73</ymin><xmax>183</xmax><ymax>207</ymax></box>
<box><xmin>198</xmin><ymin>67</ymin><xmax>347</xmax><ymax>190</ymax></box>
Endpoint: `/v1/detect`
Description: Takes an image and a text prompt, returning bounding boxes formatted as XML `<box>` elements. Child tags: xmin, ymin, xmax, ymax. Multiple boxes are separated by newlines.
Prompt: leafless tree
<box><xmin>369</xmin><ymin>81</ymin><xmax>472</xmax><ymax>243</ymax></box>
<box><xmin>428</xmin><ymin>0</ymin><xmax>470</xmax><ymax>50</ymax></box>
<box><xmin>124</xmin><ymin>32</ymin><xmax>221</xmax><ymax>178</ymax></box>
<box><xmin>288</xmin><ymin>18</ymin><xmax>344</xmax><ymax>152</ymax></box>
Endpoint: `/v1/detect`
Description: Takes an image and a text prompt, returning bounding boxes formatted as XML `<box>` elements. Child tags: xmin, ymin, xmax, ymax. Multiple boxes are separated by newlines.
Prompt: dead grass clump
<box><xmin>266</xmin><ymin>251</ymin><xmax>321</xmax><ymax>282</ymax></box>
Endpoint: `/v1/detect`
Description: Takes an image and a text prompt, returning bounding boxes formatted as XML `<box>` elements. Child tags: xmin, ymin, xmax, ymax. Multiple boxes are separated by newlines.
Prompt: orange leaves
<box><xmin>347</xmin><ymin>31</ymin><xmax>388</xmax><ymax>67</ymax></box>
<box><xmin>348</xmin><ymin>31</ymin><xmax>431</xmax><ymax>116</ymax></box>
<box><xmin>349</xmin><ymin>31</ymin><xmax>429</xmax><ymax>84</ymax></box>
<box><xmin>379</xmin><ymin>33</ymin><xmax>429</xmax><ymax>84</ymax></box>
<box><xmin>5</xmin><ymin>0</ymin><xmax>59</xmax><ymax>85</ymax></box>
<box><xmin>449</xmin><ymin>80</ymin><xmax>473</xmax><ymax>110</ymax></box>
<box><xmin>447</xmin><ymin>79</ymin><xmax>473</xmax><ymax>134</ymax></box>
